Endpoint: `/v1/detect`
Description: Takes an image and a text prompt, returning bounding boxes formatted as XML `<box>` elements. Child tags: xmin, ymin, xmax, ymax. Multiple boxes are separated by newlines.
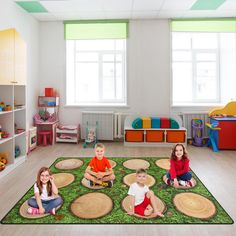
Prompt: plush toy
<box><xmin>48</xmin><ymin>112</ymin><xmax>57</xmax><ymax>122</ymax></box>
<box><xmin>0</xmin><ymin>161</ymin><xmax>5</xmax><ymax>171</ymax></box>
<box><xmin>0</xmin><ymin>157</ymin><xmax>7</xmax><ymax>164</ymax></box>
<box><xmin>87</xmin><ymin>128</ymin><xmax>95</xmax><ymax>142</ymax></box>
<box><xmin>0</xmin><ymin>153</ymin><xmax>8</xmax><ymax>165</ymax></box>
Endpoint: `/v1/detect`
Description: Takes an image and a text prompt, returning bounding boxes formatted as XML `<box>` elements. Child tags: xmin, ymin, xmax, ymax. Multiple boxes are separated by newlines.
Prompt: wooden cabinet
<box><xmin>0</xmin><ymin>29</ymin><xmax>14</xmax><ymax>85</ymax></box>
<box><xmin>14</xmin><ymin>31</ymin><xmax>27</xmax><ymax>85</ymax></box>
<box><xmin>0</xmin><ymin>29</ymin><xmax>26</xmax><ymax>85</ymax></box>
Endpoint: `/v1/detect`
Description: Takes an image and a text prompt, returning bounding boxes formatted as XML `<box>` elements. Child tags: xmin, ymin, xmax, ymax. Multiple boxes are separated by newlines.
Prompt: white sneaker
<box><xmin>178</xmin><ymin>180</ymin><xmax>187</xmax><ymax>186</ymax></box>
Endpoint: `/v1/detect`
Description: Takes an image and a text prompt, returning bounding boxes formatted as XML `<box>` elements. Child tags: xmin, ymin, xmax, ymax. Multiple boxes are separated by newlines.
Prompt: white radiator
<box><xmin>82</xmin><ymin>111</ymin><xmax>114</xmax><ymax>140</ymax></box>
<box><xmin>181</xmin><ymin>112</ymin><xmax>209</xmax><ymax>139</ymax></box>
<box><xmin>114</xmin><ymin>113</ymin><xmax>129</xmax><ymax>139</ymax></box>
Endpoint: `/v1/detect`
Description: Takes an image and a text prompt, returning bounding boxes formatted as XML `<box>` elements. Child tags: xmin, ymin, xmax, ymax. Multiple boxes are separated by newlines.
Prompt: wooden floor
<box><xmin>0</xmin><ymin>142</ymin><xmax>235</xmax><ymax>236</ymax></box>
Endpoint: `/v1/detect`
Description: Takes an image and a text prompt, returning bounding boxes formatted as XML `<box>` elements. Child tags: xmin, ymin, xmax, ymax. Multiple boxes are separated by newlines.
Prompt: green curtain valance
<box><xmin>64</xmin><ymin>20</ymin><xmax>129</xmax><ymax>40</ymax></box>
<box><xmin>171</xmin><ymin>19</ymin><xmax>236</xmax><ymax>32</ymax></box>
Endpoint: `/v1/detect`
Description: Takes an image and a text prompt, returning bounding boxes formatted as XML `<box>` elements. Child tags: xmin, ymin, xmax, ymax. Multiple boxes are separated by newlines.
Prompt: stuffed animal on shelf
<box><xmin>0</xmin><ymin>153</ymin><xmax>8</xmax><ymax>171</ymax></box>
<box><xmin>0</xmin><ymin>162</ymin><xmax>5</xmax><ymax>171</ymax></box>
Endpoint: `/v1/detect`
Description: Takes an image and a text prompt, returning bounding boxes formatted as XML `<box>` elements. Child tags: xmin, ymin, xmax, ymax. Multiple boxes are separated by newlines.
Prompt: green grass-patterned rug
<box><xmin>1</xmin><ymin>157</ymin><xmax>234</xmax><ymax>224</ymax></box>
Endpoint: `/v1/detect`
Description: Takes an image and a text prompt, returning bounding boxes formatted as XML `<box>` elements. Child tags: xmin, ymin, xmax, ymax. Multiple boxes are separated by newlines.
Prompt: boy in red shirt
<box><xmin>84</xmin><ymin>143</ymin><xmax>115</xmax><ymax>187</ymax></box>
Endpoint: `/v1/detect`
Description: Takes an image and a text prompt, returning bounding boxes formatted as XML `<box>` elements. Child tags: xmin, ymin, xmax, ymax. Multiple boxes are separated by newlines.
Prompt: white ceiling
<box><xmin>15</xmin><ymin>0</ymin><xmax>236</xmax><ymax>21</ymax></box>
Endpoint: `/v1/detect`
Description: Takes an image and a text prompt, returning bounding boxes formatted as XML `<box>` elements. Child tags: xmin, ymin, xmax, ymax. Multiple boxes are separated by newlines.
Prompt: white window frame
<box><xmin>172</xmin><ymin>32</ymin><xmax>220</xmax><ymax>106</ymax></box>
<box><xmin>66</xmin><ymin>39</ymin><xmax>127</xmax><ymax>107</ymax></box>
<box><xmin>192</xmin><ymin>48</ymin><xmax>220</xmax><ymax>103</ymax></box>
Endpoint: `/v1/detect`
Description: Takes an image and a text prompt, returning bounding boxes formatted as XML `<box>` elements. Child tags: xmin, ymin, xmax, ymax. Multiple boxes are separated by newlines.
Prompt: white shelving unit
<box><xmin>56</xmin><ymin>125</ymin><xmax>80</xmax><ymax>144</ymax></box>
<box><xmin>0</xmin><ymin>85</ymin><xmax>26</xmax><ymax>179</ymax></box>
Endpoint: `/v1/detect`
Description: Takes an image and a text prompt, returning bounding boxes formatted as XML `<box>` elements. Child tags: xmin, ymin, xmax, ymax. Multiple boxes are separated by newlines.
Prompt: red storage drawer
<box><xmin>125</xmin><ymin>130</ymin><xmax>144</xmax><ymax>142</ymax></box>
<box><xmin>146</xmin><ymin>130</ymin><xmax>164</xmax><ymax>142</ymax></box>
<box><xmin>166</xmin><ymin>130</ymin><xmax>186</xmax><ymax>143</ymax></box>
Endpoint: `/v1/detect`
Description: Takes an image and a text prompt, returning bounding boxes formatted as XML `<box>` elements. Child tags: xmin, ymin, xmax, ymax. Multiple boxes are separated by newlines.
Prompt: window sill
<box><xmin>172</xmin><ymin>103</ymin><xmax>224</xmax><ymax>107</ymax></box>
<box><xmin>64</xmin><ymin>104</ymin><xmax>130</xmax><ymax>108</ymax></box>
<box><xmin>171</xmin><ymin>103</ymin><xmax>224</xmax><ymax>113</ymax></box>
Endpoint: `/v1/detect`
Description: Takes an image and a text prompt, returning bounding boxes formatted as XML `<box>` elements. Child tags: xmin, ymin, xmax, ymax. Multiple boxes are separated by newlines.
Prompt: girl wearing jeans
<box><xmin>27</xmin><ymin>167</ymin><xmax>63</xmax><ymax>215</ymax></box>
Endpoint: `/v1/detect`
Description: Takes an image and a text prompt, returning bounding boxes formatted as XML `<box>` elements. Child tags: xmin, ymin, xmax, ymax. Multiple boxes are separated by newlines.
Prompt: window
<box><xmin>172</xmin><ymin>32</ymin><xmax>219</xmax><ymax>104</ymax></box>
<box><xmin>66</xmin><ymin>39</ymin><xmax>126</xmax><ymax>106</ymax></box>
<box><xmin>65</xmin><ymin>21</ymin><xmax>128</xmax><ymax>106</ymax></box>
<box><xmin>171</xmin><ymin>20</ymin><xmax>236</xmax><ymax>106</ymax></box>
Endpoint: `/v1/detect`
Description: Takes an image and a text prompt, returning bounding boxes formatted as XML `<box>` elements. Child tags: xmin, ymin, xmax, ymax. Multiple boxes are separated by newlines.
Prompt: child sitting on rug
<box><xmin>127</xmin><ymin>168</ymin><xmax>164</xmax><ymax>217</ymax></box>
<box><xmin>27</xmin><ymin>167</ymin><xmax>63</xmax><ymax>215</ymax></box>
<box><xmin>165</xmin><ymin>143</ymin><xmax>194</xmax><ymax>188</ymax></box>
<box><xmin>84</xmin><ymin>143</ymin><xmax>115</xmax><ymax>187</ymax></box>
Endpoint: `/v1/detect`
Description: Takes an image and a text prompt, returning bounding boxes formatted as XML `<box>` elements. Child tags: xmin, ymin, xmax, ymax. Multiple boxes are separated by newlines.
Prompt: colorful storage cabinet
<box><xmin>166</xmin><ymin>130</ymin><xmax>186</xmax><ymax>143</ymax></box>
<box><xmin>146</xmin><ymin>130</ymin><xmax>164</xmax><ymax>142</ymax></box>
<box><xmin>210</xmin><ymin>117</ymin><xmax>236</xmax><ymax>149</ymax></box>
<box><xmin>125</xmin><ymin>130</ymin><xmax>144</xmax><ymax>142</ymax></box>
<box><xmin>124</xmin><ymin>116</ymin><xmax>187</xmax><ymax>146</ymax></box>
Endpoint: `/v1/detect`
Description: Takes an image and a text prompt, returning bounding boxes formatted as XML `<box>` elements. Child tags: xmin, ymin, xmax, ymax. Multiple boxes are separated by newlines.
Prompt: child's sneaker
<box><xmin>107</xmin><ymin>181</ymin><xmax>113</xmax><ymax>188</ymax></box>
<box><xmin>186</xmin><ymin>180</ymin><xmax>193</xmax><ymax>187</ymax></box>
<box><xmin>49</xmin><ymin>208</ymin><xmax>56</xmax><ymax>215</ymax></box>
<box><xmin>89</xmin><ymin>180</ymin><xmax>100</xmax><ymax>187</ymax></box>
<box><xmin>27</xmin><ymin>207</ymin><xmax>39</xmax><ymax>215</ymax></box>
<box><xmin>167</xmin><ymin>179</ymin><xmax>174</xmax><ymax>186</ymax></box>
<box><xmin>178</xmin><ymin>180</ymin><xmax>187</xmax><ymax>186</ymax></box>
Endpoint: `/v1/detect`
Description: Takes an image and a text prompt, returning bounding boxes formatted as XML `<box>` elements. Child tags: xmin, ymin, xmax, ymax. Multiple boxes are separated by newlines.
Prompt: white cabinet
<box><xmin>56</xmin><ymin>125</ymin><xmax>80</xmax><ymax>143</ymax></box>
<box><xmin>124</xmin><ymin>115</ymin><xmax>187</xmax><ymax>147</ymax></box>
<box><xmin>0</xmin><ymin>85</ymin><xmax>26</xmax><ymax>179</ymax></box>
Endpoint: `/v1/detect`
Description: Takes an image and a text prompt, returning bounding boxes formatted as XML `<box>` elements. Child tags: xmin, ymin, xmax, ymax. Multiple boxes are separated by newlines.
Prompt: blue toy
<box><xmin>206</xmin><ymin>121</ymin><xmax>221</xmax><ymax>152</ymax></box>
<box><xmin>15</xmin><ymin>145</ymin><xmax>21</xmax><ymax>158</ymax></box>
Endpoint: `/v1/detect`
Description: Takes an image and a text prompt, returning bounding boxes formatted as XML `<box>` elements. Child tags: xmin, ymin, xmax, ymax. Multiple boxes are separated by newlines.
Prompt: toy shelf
<box><xmin>124</xmin><ymin>115</ymin><xmax>187</xmax><ymax>147</ymax></box>
<box><xmin>0</xmin><ymin>28</ymin><xmax>27</xmax><ymax>179</ymax></box>
<box><xmin>38</xmin><ymin>96</ymin><xmax>59</xmax><ymax>107</ymax></box>
<box><xmin>0</xmin><ymin>137</ymin><xmax>13</xmax><ymax>145</ymax></box>
<box><xmin>0</xmin><ymin>85</ymin><xmax>26</xmax><ymax>179</ymax></box>
<box><xmin>56</xmin><ymin>125</ymin><xmax>80</xmax><ymax>144</ymax></box>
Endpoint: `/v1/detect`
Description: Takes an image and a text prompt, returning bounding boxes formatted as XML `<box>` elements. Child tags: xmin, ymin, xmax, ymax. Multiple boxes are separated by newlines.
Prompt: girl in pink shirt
<box><xmin>166</xmin><ymin>143</ymin><xmax>193</xmax><ymax>188</ymax></box>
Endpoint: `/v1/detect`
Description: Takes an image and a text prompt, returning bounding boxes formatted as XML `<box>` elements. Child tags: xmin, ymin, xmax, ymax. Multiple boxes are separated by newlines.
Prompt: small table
<box><xmin>35</xmin><ymin>121</ymin><xmax>59</xmax><ymax>145</ymax></box>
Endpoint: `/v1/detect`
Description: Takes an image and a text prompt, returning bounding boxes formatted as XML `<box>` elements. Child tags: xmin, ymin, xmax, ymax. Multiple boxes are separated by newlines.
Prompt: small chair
<box><xmin>37</xmin><ymin>130</ymin><xmax>53</xmax><ymax>146</ymax></box>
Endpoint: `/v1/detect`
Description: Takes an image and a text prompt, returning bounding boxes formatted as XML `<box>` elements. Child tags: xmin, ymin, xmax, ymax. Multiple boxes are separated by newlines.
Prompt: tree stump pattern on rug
<box><xmin>53</xmin><ymin>173</ymin><xmax>75</xmax><ymax>188</ymax></box>
<box><xmin>71</xmin><ymin>192</ymin><xmax>113</xmax><ymax>219</ymax></box>
<box><xmin>123</xmin><ymin>159</ymin><xmax>150</xmax><ymax>170</ymax></box>
<box><xmin>81</xmin><ymin>177</ymin><xmax>104</xmax><ymax>190</ymax></box>
<box><xmin>123</xmin><ymin>173</ymin><xmax>155</xmax><ymax>187</ymax></box>
<box><xmin>55</xmin><ymin>159</ymin><xmax>83</xmax><ymax>170</ymax></box>
<box><xmin>173</xmin><ymin>192</ymin><xmax>216</xmax><ymax>219</ymax></box>
<box><xmin>155</xmin><ymin>159</ymin><xmax>170</xmax><ymax>170</ymax></box>
<box><xmin>19</xmin><ymin>196</ymin><xmax>61</xmax><ymax>219</ymax></box>
<box><xmin>109</xmin><ymin>159</ymin><xmax>117</xmax><ymax>168</ymax></box>
<box><xmin>163</xmin><ymin>175</ymin><xmax>197</xmax><ymax>189</ymax></box>
<box><xmin>122</xmin><ymin>195</ymin><xmax>166</xmax><ymax>219</ymax></box>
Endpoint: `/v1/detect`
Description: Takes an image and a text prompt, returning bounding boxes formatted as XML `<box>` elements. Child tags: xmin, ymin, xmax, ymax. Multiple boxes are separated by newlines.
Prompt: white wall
<box><xmin>39</xmin><ymin>20</ymin><xmax>171</xmax><ymax>125</ymax></box>
<box><xmin>0</xmin><ymin>0</ymin><xmax>39</xmax><ymax>128</ymax></box>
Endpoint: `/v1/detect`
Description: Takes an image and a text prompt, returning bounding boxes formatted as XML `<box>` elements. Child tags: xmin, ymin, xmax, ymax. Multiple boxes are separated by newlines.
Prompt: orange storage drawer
<box><xmin>146</xmin><ymin>130</ymin><xmax>164</xmax><ymax>142</ymax></box>
<box><xmin>125</xmin><ymin>130</ymin><xmax>144</xmax><ymax>142</ymax></box>
<box><xmin>166</xmin><ymin>130</ymin><xmax>186</xmax><ymax>143</ymax></box>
